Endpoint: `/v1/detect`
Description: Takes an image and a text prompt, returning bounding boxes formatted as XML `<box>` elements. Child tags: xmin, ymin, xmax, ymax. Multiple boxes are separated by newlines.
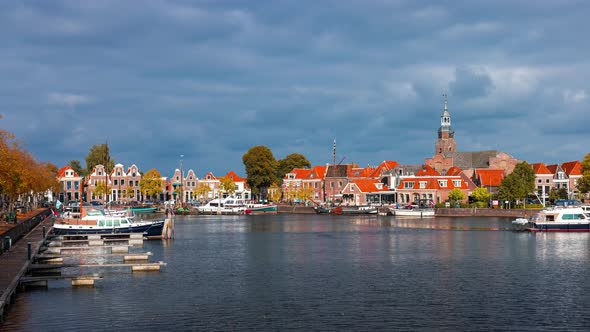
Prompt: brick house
<box><xmin>341</xmin><ymin>179</ymin><xmax>393</xmax><ymax>205</ymax></box>
<box><xmin>473</xmin><ymin>169</ymin><xmax>505</xmax><ymax>194</ymax></box>
<box><xmin>56</xmin><ymin>166</ymin><xmax>83</xmax><ymax>204</ymax></box>
<box><xmin>396</xmin><ymin>165</ymin><xmax>473</xmax><ymax>204</ymax></box>
<box><xmin>223</xmin><ymin>170</ymin><xmax>251</xmax><ymax>200</ymax></box>
<box><xmin>85</xmin><ymin>165</ymin><xmax>112</xmax><ymax>203</ymax></box>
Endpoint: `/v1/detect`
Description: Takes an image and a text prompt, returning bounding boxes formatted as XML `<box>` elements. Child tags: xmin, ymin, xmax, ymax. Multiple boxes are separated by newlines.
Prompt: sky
<box><xmin>1</xmin><ymin>0</ymin><xmax>589</xmax><ymax>178</ymax></box>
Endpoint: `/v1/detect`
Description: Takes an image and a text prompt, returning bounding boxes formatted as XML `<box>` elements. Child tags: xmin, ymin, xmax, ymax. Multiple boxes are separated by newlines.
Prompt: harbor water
<box><xmin>3</xmin><ymin>214</ymin><xmax>590</xmax><ymax>331</ymax></box>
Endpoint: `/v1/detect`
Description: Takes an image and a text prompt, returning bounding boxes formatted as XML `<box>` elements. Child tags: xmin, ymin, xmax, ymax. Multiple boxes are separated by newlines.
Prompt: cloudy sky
<box><xmin>1</xmin><ymin>0</ymin><xmax>589</xmax><ymax>177</ymax></box>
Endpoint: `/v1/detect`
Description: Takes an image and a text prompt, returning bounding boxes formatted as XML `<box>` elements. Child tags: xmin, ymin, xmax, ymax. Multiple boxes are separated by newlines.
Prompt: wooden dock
<box><xmin>1</xmin><ymin>212</ymin><xmax>168</xmax><ymax>323</ymax></box>
<box><xmin>0</xmin><ymin>218</ymin><xmax>52</xmax><ymax>322</ymax></box>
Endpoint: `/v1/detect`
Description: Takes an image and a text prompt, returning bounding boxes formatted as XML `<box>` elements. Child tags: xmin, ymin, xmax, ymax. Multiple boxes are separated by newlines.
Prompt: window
<box><xmin>558</xmin><ymin>172</ymin><xmax>565</xmax><ymax>180</ymax></box>
<box><xmin>288</xmin><ymin>174</ymin><xmax>294</xmax><ymax>179</ymax></box>
<box><xmin>419</xmin><ymin>181</ymin><xmax>426</xmax><ymax>189</ymax></box>
<box><xmin>121</xmin><ymin>180</ymin><xmax>125</xmax><ymax>186</ymax></box>
<box><xmin>404</xmin><ymin>182</ymin><xmax>414</xmax><ymax>188</ymax></box>
<box><xmin>74</xmin><ymin>181</ymin><xmax>79</xmax><ymax>190</ymax></box>
<box><xmin>67</xmin><ymin>181</ymin><xmax>72</xmax><ymax>190</ymax></box>
<box><xmin>135</xmin><ymin>181</ymin><xmax>139</xmax><ymax>186</ymax></box>
<box><xmin>132</xmin><ymin>173</ymin><xmax>136</xmax><ymax>177</ymax></box>
<box><xmin>114</xmin><ymin>219</ymin><xmax>120</xmax><ymax>227</ymax></box>
<box><xmin>117</xmin><ymin>172</ymin><xmax>121</xmax><ymax>176</ymax></box>
<box><xmin>114</xmin><ymin>180</ymin><xmax>118</xmax><ymax>186</ymax></box>
<box><xmin>98</xmin><ymin>171</ymin><xmax>102</xmax><ymax>176</ymax></box>
<box><xmin>546</xmin><ymin>179</ymin><xmax>550</xmax><ymax>183</ymax></box>
<box><xmin>330</xmin><ymin>182</ymin><xmax>334</xmax><ymax>188</ymax></box>
<box><xmin>314</xmin><ymin>182</ymin><xmax>318</xmax><ymax>188</ymax></box>
<box><xmin>339</xmin><ymin>181</ymin><xmax>342</xmax><ymax>187</ymax></box>
<box><xmin>453</xmin><ymin>180</ymin><xmax>461</xmax><ymax>187</ymax></box>
<box><xmin>538</xmin><ymin>179</ymin><xmax>542</xmax><ymax>183</ymax></box>
<box><xmin>438</xmin><ymin>180</ymin><xmax>447</xmax><ymax>187</ymax></box>
<box><xmin>350</xmin><ymin>184</ymin><xmax>355</xmax><ymax>191</ymax></box>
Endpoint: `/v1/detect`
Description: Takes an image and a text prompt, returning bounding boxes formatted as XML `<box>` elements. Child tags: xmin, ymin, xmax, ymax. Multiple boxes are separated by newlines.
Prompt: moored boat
<box><xmin>54</xmin><ymin>209</ymin><xmax>164</xmax><ymax>236</ymax></box>
<box><xmin>524</xmin><ymin>207</ymin><xmax>590</xmax><ymax>232</ymax></box>
<box><xmin>196</xmin><ymin>197</ymin><xmax>246</xmax><ymax>215</ymax></box>
<box><xmin>245</xmin><ymin>204</ymin><xmax>278</xmax><ymax>215</ymax></box>
<box><xmin>331</xmin><ymin>206</ymin><xmax>378</xmax><ymax>215</ymax></box>
<box><xmin>388</xmin><ymin>207</ymin><xmax>435</xmax><ymax>217</ymax></box>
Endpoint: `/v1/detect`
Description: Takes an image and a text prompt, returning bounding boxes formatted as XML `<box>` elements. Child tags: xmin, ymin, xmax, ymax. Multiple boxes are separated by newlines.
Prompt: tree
<box><xmin>448</xmin><ymin>188</ymin><xmax>466</xmax><ymax>205</ymax></box>
<box><xmin>93</xmin><ymin>181</ymin><xmax>112</xmax><ymax>200</ymax></box>
<box><xmin>268</xmin><ymin>183</ymin><xmax>282</xmax><ymax>202</ymax></box>
<box><xmin>578</xmin><ymin>153</ymin><xmax>590</xmax><ymax>195</ymax></box>
<box><xmin>471</xmin><ymin>187</ymin><xmax>490</xmax><ymax>203</ymax></box>
<box><xmin>276</xmin><ymin>153</ymin><xmax>311</xmax><ymax>184</ymax></box>
<box><xmin>193</xmin><ymin>183</ymin><xmax>211</xmax><ymax>201</ymax></box>
<box><xmin>242</xmin><ymin>146</ymin><xmax>278</xmax><ymax>199</ymax></box>
<box><xmin>498</xmin><ymin>161</ymin><xmax>535</xmax><ymax>206</ymax></box>
<box><xmin>219</xmin><ymin>177</ymin><xmax>237</xmax><ymax>197</ymax></box>
<box><xmin>68</xmin><ymin>160</ymin><xmax>85</xmax><ymax>176</ymax></box>
<box><xmin>548</xmin><ymin>188</ymin><xmax>568</xmax><ymax>204</ymax></box>
<box><xmin>140</xmin><ymin>169</ymin><xmax>164</xmax><ymax>200</ymax></box>
<box><xmin>85</xmin><ymin>143</ymin><xmax>115</xmax><ymax>175</ymax></box>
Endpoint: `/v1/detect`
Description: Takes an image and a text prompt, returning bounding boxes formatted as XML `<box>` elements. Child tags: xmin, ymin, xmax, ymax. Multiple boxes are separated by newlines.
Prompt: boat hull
<box><xmin>245</xmin><ymin>205</ymin><xmax>278</xmax><ymax>215</ymax></box>
<box><xmin>331</xmin><ymin>206</ymin><xmax>378</xmax><ymax>215</ymax></box>
<box><xmin>528</xmin><ymin>222</ymin><xmax>590</xmax><ymax>232</ymax></box>
<box><xmin>53</xmin><ymin>221</ymin><xmax>165</xmax><ymax>237</ymax></box>
<box><xmin>389</xmin><ymin>208</ymin><xmax>435</xmax><ymax>217</ymax></box>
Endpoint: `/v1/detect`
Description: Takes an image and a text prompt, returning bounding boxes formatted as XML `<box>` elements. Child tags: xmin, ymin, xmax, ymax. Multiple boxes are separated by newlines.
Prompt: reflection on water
<box><xmin>3</xmin><ymin>214</ymin><xmax>590</xmax><ymax>331</ymax></box>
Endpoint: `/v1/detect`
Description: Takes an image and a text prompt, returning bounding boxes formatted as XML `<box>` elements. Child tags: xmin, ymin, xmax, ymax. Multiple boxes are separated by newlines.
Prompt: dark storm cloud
<box><xmin>1</xmin><ymin>0</ymin><xmax>589</xmax><ymax>175</ymax></box>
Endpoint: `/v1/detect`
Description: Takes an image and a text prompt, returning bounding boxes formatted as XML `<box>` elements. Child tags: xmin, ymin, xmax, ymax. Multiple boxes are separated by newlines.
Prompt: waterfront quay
<box><xmin>0</xmin><ymin>209</ymin><xmax>52</xmax><ymax>321</ymax></box>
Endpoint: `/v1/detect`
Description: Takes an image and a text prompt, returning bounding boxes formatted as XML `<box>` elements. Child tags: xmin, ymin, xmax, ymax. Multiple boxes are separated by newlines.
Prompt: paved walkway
<box><xmin>0</xmin><ymin>212</ymin><xmax>51</xmax><ymax>319</ymax></box>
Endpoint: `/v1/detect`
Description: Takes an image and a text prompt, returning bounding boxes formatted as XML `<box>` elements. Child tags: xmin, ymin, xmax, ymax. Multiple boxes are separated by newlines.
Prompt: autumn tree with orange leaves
<box><xmin>1</xmin><ymin>115</ymin><xmax>60</xmax><ymax>213</ymax></box>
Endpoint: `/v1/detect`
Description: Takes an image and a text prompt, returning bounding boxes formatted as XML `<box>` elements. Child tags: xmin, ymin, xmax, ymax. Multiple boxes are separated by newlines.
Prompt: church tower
<box><xmin>435</xmin><ymin>94</ymin><xmax>456</xmax><ymax>155</ymax></box>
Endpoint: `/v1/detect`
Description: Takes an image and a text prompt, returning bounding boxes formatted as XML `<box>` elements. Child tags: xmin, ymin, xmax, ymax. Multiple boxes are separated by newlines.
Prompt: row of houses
<box><xmin>282</xmin><ymin>160</ymin><xmax>584</xmax><ymax>206</ymax></box>
<box><xmin>57</xmin><ymin>164</ymin><xmax>251</xmax><ymax>205</ymax></box>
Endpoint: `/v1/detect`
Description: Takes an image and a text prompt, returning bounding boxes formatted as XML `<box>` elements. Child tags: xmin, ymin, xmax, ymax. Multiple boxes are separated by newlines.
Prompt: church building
<box><xmin>425</xmin><ymin>95</ymin><xmax>519</xmax><ymax>178</ymax></box>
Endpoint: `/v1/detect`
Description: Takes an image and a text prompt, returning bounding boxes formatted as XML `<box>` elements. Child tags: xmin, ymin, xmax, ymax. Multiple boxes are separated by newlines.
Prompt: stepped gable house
<box><xmin>425</xmin><ymin>96</ymin><xmax>519</xmax><ymax>177</ymax></box>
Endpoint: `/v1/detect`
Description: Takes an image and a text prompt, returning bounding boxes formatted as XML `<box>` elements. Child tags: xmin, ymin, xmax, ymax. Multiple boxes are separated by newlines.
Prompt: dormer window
<box><xmin>438</xmin><ymin>180</ymin><xmax>448</xmax><ymax>187</ymax></box>
<box><xmin>207</xmin><ymin>175</ymin><xmax>211</xmax><ymax>180</ymax></box>
<box><xmin>419</xmin><ymin>181</ymin><xmax>426</xmax><ymax>189</ymax></box>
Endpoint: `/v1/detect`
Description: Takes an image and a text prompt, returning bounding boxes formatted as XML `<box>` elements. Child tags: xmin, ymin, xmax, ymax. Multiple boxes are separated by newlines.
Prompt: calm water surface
<box><xmin>3</xmin><ymin>215</ymin><xmax>590</xmax><ymax>331</ymax></box>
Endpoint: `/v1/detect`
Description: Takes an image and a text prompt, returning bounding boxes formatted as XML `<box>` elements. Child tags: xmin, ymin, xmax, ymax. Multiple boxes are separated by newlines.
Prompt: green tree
<box><xmin>193</xmin><ymin>183</ymin><xmax>211</xmax><ymax>201</ymax></box>
<box><xmin>448</xmin><ymin>188</ymin><xmax>466</xmax><ymax>205</ymax></box>
<box><xmin>471</xmin><ymin>187</ymin><xmax>490</xmax><ymax>203</ymax></box>
<box><xmin>578</xmin><ymin>153</ymin><xmax>590</xmax><ymax>194</ymax></box>
<box><xmin>68</xmin><ymin>160</ymin><xmax>85</xmax><ymax>176</ymax></box>
<box><xmin>140</xmin><ymin>169</ymin><xmax>164</xmax><ymax>200</ymax></box>
<box><xmin>219</xmin><ymin>177</ymin><xmax>237</xmax><ymax>197</ymax></box>
<box><xmin>242</xmin><ymin>145</ymin><xmax>278</xmax><ymax>199</ymax></box>
<box><xmin>276</xmin><ymin>153</ymin><xmax>311</xmax><ymax>184</ymax></box>
<box><xmin>498</xmin><ymin>162</ymin><xmax>535</xmax><ymax>206</ymax></box>
<box><xmin>93</xmin><ymin>181</ymin><xmax>112</xmax><ymax>200</ymax></box>
<box><xmin>548</xmin><ymin>187</ymin><xmax>568</xmax><ymax>204</ymax></box>
<box><xmin>85</xmin><ymin>143</ymin><xmax>115</xmax><ymax>175</ymax></box>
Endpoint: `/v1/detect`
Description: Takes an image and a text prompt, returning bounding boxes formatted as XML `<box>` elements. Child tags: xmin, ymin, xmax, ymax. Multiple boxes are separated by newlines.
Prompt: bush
<box><xmin>435</xmin><ymin>203</ymin><xmax>446</xmax><ymax>208</ymax></box>
<box><xmin>514</xmin><ymin>203</ymin><xmax>544</xmax><ymax>209</ymax></box>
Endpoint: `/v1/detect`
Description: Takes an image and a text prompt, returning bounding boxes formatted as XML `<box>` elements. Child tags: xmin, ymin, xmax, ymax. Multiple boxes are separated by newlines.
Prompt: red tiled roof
<box><xmin>286</xmin><ymin>168</ymin><xmax>312</xmax><ymax>179</ymax></box>
<box><xmin>350</xmin><ymin>167</ymin><xmax>375</xmax><ymax>178</ymax></box>
<box><xmin>57</xmin><ymin>165</ymin><xmax>78</xmax><ymax>177</ymax></box>
<box><xmin>446</xmin><ymin>166</ymin><xmax>462</xmax><ymax>176</ymax></box>
<box><xmin>416</xmin><ymin>165</ymin><xmax>440</xmax><ymax>176</ymax></box>
<box><xmin>546</xmin><ymin>164</ymin><xmax>558</xmax><ymax>174</ymax></box>
<box><xmin>475</xmin><ymin>169</ymin><xmax>504</xmax><ymax>187</ymax></box>
<box><xmin>352</xmin><ymin>179</ymin><xmax>389</xmax><ymax>192</ymax></box>
<box><xmin>562</xmin><ymin>161</ymin><xmax>582</xmax><ymax>176</ymax></box>
<box><xmin>225</xmin><ymin>170</ymin><xmax>246</xmax><ymax>182</ymax></box>
<box><xmin>310</xmin><ymin>165</ymin><xmax>327</xmax><ymax>180</ymax></box>
<box><xmin>531</xmin><ymin>163</ymin><xmax>552</xmax><ymax>175</ymax></box>
<box><xmin>370</xmin><ymin>160</ymin><xmax>399</xmax><ymax>177</ymax></box>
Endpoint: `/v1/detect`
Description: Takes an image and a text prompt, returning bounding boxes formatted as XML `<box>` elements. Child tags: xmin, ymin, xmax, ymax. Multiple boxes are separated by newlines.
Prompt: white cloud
<box><xmin>563</xmin><ymin>89</ymin><xmax>588</xmax><ymax>104</ymax></box>
<box><xmin>47</xmin><ymin>92</ymin><xmax>93</xmax><ymax>107</ymax></box>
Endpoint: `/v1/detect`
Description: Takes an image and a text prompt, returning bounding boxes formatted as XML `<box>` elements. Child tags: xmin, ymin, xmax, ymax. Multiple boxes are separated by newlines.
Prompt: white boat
<box><xmin>196</xmin><ymin>197</ymin><xmax>246</xmax><ymax>215</ymax></box>
<box><xmin>512</xmin><ymin>217</ymin><xmax>529</xmax><ymax>225</ymax></box>
<box><xmin>388</xmin><ymin>207</ymin><xmax>435</xmax><ymax>217</ymax></box>
<box><xmin>525</xmin><ymin>207</ymin><xmax>590</xmax><ymax>232</ymax></box>
<box><xmin>54</xmin><ymin>208</ymin><xmax>164</xmax><ymax>236</ymax></box>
